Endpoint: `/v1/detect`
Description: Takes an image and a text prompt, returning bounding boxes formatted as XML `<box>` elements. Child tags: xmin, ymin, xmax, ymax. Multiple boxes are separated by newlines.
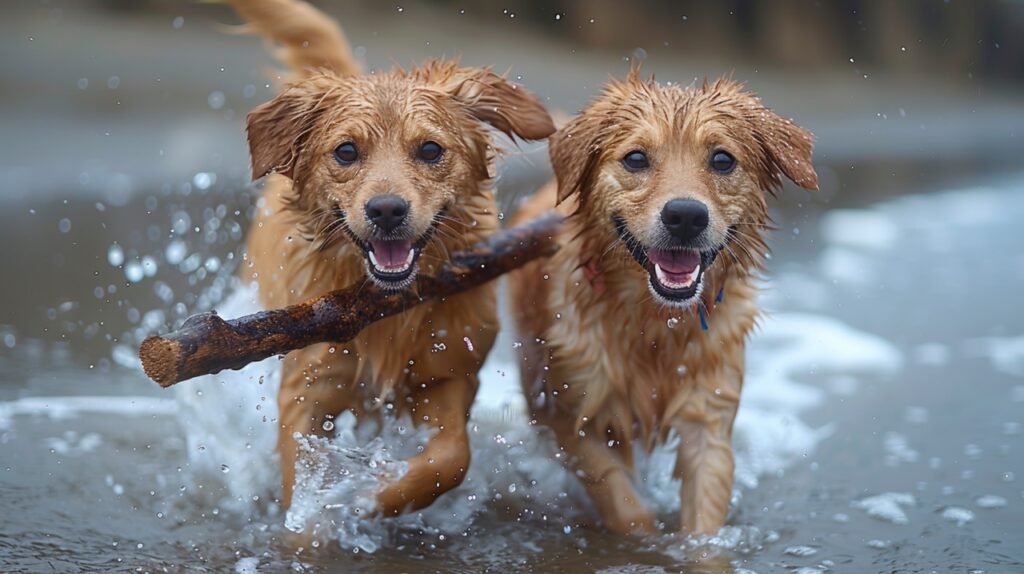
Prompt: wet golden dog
<box><xmin>509</xmin><ymin>70</ymin><xmax>817</xmax><ymax>536</ymax></box>
<box><xmin>228</xmin><ymin>0</ymin><xmax>554</xmax><ymax>514</ymax></box>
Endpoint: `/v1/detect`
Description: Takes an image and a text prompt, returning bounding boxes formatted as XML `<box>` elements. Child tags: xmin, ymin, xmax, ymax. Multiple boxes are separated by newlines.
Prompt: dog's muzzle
<box><xmin>337</xmin><ymin>205</ymin><xmax>444</xmax><ymax>290</ymax></box>
<box><xmin>612</xmin><ymin>214</ymin><xmax>720</xmax><ymax>307</ymax></box>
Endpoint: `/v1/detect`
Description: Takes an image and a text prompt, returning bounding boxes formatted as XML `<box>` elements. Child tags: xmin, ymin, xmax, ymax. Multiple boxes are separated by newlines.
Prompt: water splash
<box><xmin>284</xmin><ymin>412</ymin><xmax>416</xmax><ymax>553</ymax></box>
<box><xmin>167</xmin><ymin>283</ymin><xmax>902</xmax><ymax>552</ymax></box>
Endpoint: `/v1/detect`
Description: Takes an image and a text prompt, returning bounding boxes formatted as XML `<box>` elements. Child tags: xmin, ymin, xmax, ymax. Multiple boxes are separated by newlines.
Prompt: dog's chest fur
<box><xmin>249</xmin><ymin>176</ymin><xmax>498</xmax><ymax>402</ymax></box>
<box><xmin>536</xmin><ymin>246</ymin><xmax>759</xmax><ymax>443</ymax></box>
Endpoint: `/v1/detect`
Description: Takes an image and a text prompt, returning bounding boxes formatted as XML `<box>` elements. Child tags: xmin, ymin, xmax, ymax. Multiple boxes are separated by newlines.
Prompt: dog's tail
<box><xmin>223</xmin><ymin>0</ymin><xmax>360</xmax><ymax>77</ymax></box>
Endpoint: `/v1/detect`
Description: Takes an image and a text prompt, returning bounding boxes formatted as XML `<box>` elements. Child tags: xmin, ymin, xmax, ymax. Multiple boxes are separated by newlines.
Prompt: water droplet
<box><xmin>125</xmin><ymin>261</ymin><xmax>144</xmax><ymax>283</ymax></box>
<box><xmin>141</xmin><ymin>255</ymin><xmax>158</xmax><ymax>277</ymax></box>
<box><xmin>322</xmin><ymin>419</ymin><xmax>335</xmax><ymax>431</ymax></box>
<box><xmin>107</xmin><ymin>244</ymin><xmax>124</xmax><ymax>266</ymax></box>
<box><xmin>667</xmin><ymin>317</ymin><xmax>679</xmax><ymax>329</ymax></box>
<box><xmin>676</xmin><ymin>365</ymin><xmax>687</xmax><ymax>376</ymax></box>
<box><xmin>220</xmin><ymin>464</ymin><xmax>230</xmax><ymax>473</ymax></box>
<box><xmin>208</xmin><ymin>91</ymin><xmax>225</xmax><ymax>110</ymax></box>
<box><xmin>58</xmin><ymin>218</ymin><xmax>71</xmax><ymax>233</ymax></box>
<box><xmin>508</xmin><ymin>483</ymin><xmax>517</xmax><ymax>493</ymax></box>
<box><xmin>192</xmin><ymin>172</ymin><xmax>216</xmax><ymax>190</ymax></box>
<box><xmin>463</xmin><ymin>336</ymin><xmax>474</xmax><ymax>352</ymax></box>
<box><xmin>172</xmin><ymin>16</ymin><xmax>184</xmax><ymax>29</ymax></box>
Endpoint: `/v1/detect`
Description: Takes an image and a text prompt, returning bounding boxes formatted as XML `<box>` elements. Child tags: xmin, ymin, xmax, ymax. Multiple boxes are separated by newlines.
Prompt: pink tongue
<box><xmin>646</xmin><ymin>249</ymin><xmax>700</xmax><ymax>274</ymax></box>
<box><xmin>370</xmin><ymin>239</ymin><xmax>413</xmax><ymax>269</ymax></box>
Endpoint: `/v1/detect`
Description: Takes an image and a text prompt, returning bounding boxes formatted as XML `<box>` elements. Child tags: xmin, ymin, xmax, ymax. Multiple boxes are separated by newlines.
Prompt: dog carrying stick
<box><xmin>139</xmin><ymin>214</ymin><xmax>562</xmax><ymax>388</ymax></box>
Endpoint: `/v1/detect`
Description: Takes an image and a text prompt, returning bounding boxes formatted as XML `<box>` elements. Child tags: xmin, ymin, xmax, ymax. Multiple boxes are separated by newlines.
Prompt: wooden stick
<box><xmin>139</xmin><ymin>214</ymin><xmax>562</xmax><ymax>387</ymax></box>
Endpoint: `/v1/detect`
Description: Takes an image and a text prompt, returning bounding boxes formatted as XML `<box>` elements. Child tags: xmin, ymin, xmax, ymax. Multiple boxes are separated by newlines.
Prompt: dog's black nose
<box><xmin>661</xmin><ymin>199</ymin><xmax>709</xmax><ymax>241</ymax></box>
<box><xmin>365</xmin><ymin>195</ymin><xmax>409</xmax><ymax>234</ymax></box>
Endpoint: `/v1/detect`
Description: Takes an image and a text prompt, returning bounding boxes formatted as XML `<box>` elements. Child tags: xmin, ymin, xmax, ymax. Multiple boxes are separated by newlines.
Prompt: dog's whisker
<box><xmin>725</xmin><ymin>230</ymin><xmax>768</xmax><ymax>270</ymax></box>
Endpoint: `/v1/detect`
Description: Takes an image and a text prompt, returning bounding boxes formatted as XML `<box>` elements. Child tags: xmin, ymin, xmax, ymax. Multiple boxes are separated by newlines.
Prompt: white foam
<box><xmin>45</xmin><ymin>431</ymin><xmax>103</xmax><ymax>455</ymax></box>
<box><xmin>821</xmin><ymin>209</ymin><xmax>899</xmax><ymax>251</ymax></box>
<box><xmin>284</xmin><ymin>413</ymin><xmax>421</xmax><ymax>553</ymax></box>
<box><xmin>171</xmin><ymin>282</ymin><xmax>282</xmax><ymax>513</ymax></box>
<box><xmin>0</xmin><ymin>395</ymin><xmax>177</xmax><ymax>431</ymax></box>
<box><xmin>166</xmin><ymin>285</ymin><xmax>903</xmax><ymax>551</ymax></box>
<box><xmin>852</xmin><ymin>492</ymin><xmax>916</xmax><ymax>524</ymax></box>
<box><xmin>975</xmin><ymin>495</ymin><xmax>1008</xmax><ymax>509</ymax></box>
<box><xmin>233</xmin><ymin>556</ymin><xmax>260</xmax><ymax>574</ymax></box>
<box><xmin>883</xmin><ymin>432</ymin><xmax>919</xmax><ymax>467</ymax></box>
<box><xmin>819</xmin><ymin>246</ymin><xmax>876</xmax><ymax>287</ymax></box>
<box><xmin>968</xmin><ymin>335</ymin><xmax>1024</xmax><ymax>377</ymax></box>
<box><xmin>784</xmin><ymin>545</ymin><xmax>818</xmax><ymax>557</ymax></box>
<box><xmin>941</xmin><ymin>506</ymin><xmax>975</xmax><ymax>526</ymax></box>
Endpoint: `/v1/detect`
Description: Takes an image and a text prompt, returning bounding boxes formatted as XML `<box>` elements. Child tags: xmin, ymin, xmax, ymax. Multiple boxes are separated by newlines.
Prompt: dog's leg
<box><xmin>540</xmin><ymin>412</ymin><xmax>656</xmax><ymax>535</ymax></box>
<box><xmin>374</xmin><ymin>375</ymin><xmax>475</xmax><ymax>515</ymax></box>
<box><xmin>674</xmin><ymin>359</ymin><xmax>743</xmax><ymax>535</ymax></box>
<box><xmin>276</xmin><ymin>343</ymin><xmax>356</xmax><ymax>509</ymax></box>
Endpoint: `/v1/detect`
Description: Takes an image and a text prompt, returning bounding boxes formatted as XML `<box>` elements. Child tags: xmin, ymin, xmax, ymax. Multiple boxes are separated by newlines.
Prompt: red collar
<box><xmin>582</xmin><ymin>258</ymin><xmax>605</xmax><ymax>294</ymax></box>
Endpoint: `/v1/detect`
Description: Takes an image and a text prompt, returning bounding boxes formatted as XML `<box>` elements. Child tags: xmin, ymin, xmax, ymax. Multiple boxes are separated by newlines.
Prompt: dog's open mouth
<box><xmin>613</xmin><ymin>216</ymin><xmax>719</xmax><ymax>306</ymax></box>
<box><xmin>646</xmin><ymin>248</ymin><xmax>706</xmax><ymax>299</ymax></box>
<box><xmin>365</xmin><ymin>238</ymin><xmax>420</xmax><ymax>285</ymax></box>
<box><xmin>338</xmin><ymin>208</ymin><xmax>443</xmax><ymax>290</ymax></box>
<box><xmin>358</xmin><ymin>224</ymin><xmax>442</xmax><ymax>289</ymax></box>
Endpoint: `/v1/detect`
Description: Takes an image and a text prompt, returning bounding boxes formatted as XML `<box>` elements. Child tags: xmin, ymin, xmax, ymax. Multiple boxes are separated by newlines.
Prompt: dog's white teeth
<box><xmin>368</xmin><ymin>248</ymin><xmax>416</xmax><ymax>273</ymax></box>
<box><xmin>655</xmin><ymin>263</ymin><xmax>700</xmax><ymax>289</ymax></box>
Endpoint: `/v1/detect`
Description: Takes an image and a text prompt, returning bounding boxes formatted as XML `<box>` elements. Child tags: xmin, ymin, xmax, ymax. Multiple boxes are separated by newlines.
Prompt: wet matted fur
<box><xmin>229</xmin><ymin>0</ymin><xmax>554</xmax><ymax>514</ymax></box>
<box><xmin>509</xmin><ymin>69</ymin><xmax>817</xmax><ymax>535</ymax></box>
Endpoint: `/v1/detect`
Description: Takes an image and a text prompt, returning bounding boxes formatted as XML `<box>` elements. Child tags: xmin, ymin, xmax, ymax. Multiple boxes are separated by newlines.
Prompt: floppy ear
<box><xmin>711</xmin><ymin>78</ymin><xmax>817</xmax><ymax>192</ymax></box>
<box><xmin>426</xmin><ymin>64</ymin><xmax>555</xmax><ymax>142</ymax></box>
<box><xmin>758</xmin><ymin>110</ymin><xmax>818</xmax><ymax>191</ymax></box>
<box><xmin>244</xmin><ymin>81</ymin><xmax>329</xmax><ymax>181</ymax></box>
<box><xmin>549</xmin><ymin>112</ymin><xmax>604</xmax><ymax>204</ymax></box>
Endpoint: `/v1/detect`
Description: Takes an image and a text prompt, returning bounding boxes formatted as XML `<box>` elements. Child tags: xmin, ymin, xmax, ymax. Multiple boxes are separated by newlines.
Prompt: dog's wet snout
<box><xmin>661</xmin><ymin>198</ymin><xmax>709</xmax><ymax>241</ymax></box>
<box><xmin>365</xmin><ymin>194</ymin><xmax>409</xmax><ymax>234</ymax></box>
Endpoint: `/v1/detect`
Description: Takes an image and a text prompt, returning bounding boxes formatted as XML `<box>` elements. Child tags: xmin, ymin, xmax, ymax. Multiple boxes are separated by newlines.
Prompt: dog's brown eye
<box><xmin>417</xmin><ymin>141</ymin><xmax>444</xmax><ymax>163</ymax></box>
<box><xmin>622</xmin><ymin>150</ymin><xmax>649</xmax><ymax>172</ymax></box>
<box><xmin>710</xmin><ymin>150</ymin><xmax>736</xmax><ymax>174</ymax></box>
<box><xmin>334</xmin><ymin>142</ymin><xmax>359</xmax><ymax>165</ymax></box>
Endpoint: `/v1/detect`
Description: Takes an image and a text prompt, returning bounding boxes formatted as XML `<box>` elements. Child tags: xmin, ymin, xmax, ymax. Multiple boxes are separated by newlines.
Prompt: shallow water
<box><xmin>1</xmin><ymin>165</ymin><xmax>1022</xmax><ymax>573</ymax></box>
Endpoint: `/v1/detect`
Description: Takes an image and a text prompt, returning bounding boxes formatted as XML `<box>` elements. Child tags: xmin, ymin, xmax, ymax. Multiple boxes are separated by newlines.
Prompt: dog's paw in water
<box><xmin>285</xmin><ymin>413</ymin><xmax>414</xmax><ymax>552</ymax></box>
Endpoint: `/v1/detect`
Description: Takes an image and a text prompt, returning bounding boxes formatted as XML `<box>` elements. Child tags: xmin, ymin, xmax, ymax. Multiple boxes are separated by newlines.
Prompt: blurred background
<box><xmin>1</xmin><ymin>1</ymin><xmax>1022</xmax><ymax>572</ymax></box>
<box><xmin>2</xmin><ymin>0</ymin><xmax>1023</xmax><ymax>350</ymax></box>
